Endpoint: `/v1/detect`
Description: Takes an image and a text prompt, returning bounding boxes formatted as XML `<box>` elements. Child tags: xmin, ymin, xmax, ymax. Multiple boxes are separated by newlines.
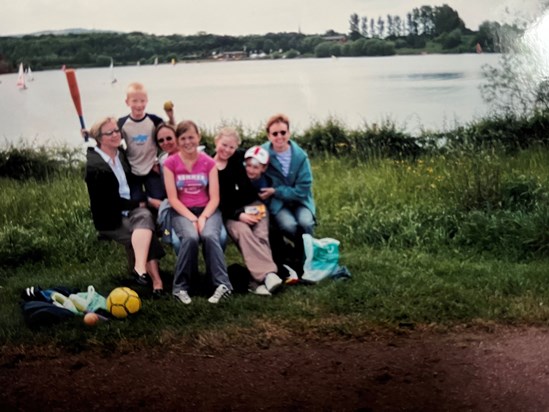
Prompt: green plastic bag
<box><xmin>302</xmin><ymin>234</ymin><xmax>341</xmax><ymax>282</ymax></box>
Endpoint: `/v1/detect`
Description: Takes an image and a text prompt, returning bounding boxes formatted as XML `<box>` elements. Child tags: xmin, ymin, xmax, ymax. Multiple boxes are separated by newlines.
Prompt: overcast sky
<box><xmin>0</xmin><ymin>0</ymin><xmax>544</xmax><ymax>37</ymax></box>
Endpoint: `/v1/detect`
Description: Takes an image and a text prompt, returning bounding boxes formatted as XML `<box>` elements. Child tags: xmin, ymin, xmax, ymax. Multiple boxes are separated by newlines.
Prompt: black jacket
<box><xmin>85</xmin><ymin>147</ymin><xmax>140</xmax><ymax>231</ymax></box>
<box><xmin>218</xmin><ymin>149</ymin><xmax>266</xmax><ymax>221</ymax></box>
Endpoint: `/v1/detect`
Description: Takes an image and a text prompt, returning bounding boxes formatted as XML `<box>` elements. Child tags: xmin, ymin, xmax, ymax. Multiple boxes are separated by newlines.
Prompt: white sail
<box><xmin>26</xmin><ymin>66</ymin><xmax>34</xmax><ymax>81</ymax></box>
<box><xmin>16</xmin><ymin>63</ymin><xmax>26</xmax><ymax>89</ymax></box>
<box><xmin>154</xmin><ymin>57</ymin><xmax>158</xmax><ymax>65</ymax></box>
<box><xmin>110</xmin><ymin>58</ymin><xmax>117</xmax><ymax>84</ymax></box>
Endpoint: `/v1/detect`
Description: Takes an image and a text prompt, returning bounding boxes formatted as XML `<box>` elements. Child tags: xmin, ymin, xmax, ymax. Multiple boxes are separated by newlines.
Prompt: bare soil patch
<box><xmin>2</xmin><ymin>326</ymin><xmax>549</xmax><ymax>411</ymax></box>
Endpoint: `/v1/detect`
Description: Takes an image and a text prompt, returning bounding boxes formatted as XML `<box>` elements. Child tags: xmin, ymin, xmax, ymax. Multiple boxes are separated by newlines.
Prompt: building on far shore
<box><xmin>215</xmin><ymin>51</ymin><xmax>247</xmax><ymax>60</ymax></box>
<box><xmin>321</xmin><ymin>35</ymin><xmax>347</xmax><ymax>43</ymax></box>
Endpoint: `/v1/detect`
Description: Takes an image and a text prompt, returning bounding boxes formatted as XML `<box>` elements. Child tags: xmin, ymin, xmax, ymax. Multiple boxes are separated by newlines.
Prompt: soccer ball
<box><xmin>106</xmin><ymin>287</ymin><xmax>141</xmax><ymax>319</ymax></box>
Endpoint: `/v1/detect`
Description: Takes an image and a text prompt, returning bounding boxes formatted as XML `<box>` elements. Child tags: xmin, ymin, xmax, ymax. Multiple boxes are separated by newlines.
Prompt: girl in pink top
<box><xmin>163</xmin><ymin>120</ymin><xmax>232</xmax><ymax>304</ymax></box>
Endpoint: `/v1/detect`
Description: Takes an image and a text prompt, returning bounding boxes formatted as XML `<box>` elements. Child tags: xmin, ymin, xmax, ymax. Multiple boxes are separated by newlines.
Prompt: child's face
<box><xmin>177</xmin><ymin>127</ymin><xmax>201</xmax><ymax>155</ymax></box>
<box><xmin>245</xmin><ymin>158</ymin><xmax>267</xmax><ymax>181</ymax></box>
<box><xmin>125</xmin><ymin>91</ymin><xmax>148</xmax><ymax>119</ymax></box>
<box><xmin>215</xmin><ymin>135</ymin><xmax>239</xmax><ymax>162</ymax></box>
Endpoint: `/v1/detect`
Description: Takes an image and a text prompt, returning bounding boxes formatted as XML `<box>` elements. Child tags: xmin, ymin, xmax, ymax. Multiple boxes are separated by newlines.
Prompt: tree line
<box><xmin>0</xmin><ymin>4</ymin><xmax>521</xmax><ymax>73</ymax></box>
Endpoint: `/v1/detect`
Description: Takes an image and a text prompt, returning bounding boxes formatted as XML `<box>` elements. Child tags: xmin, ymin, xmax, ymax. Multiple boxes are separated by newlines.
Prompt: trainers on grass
<box><xmin>265</xmin><ymin>272</ymin><xmax>283</xmax><ymax>293</ymax></box>
<box><xmin>174</xmin><ymin>290</ymin><xmax>192</xmax><ymax>305</ymax></box>
<box><xmin>248</xmin><ymin>284</ymin><xmax>271</xmax><ymax>296</ymax></box>
<box><xmin>283</xmin><ymin>265</ymin><xmax>299</xmax><ymax>285</ymax></box>
<box><xmin>208</xmin><ymin>284</ymin><xmax>231</xmax><ymax>304</ymax></box>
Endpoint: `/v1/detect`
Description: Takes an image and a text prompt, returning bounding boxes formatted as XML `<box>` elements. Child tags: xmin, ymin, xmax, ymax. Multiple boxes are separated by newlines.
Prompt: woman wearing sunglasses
<box><xmin>85</xmin><ymin>116</ymin><xmax>166</xmax><ymax>297</ymax></box>
<box><xmin>260</xmin><ymin>113</ymin><xmax>316</xmax><ymax>273</ymax></box>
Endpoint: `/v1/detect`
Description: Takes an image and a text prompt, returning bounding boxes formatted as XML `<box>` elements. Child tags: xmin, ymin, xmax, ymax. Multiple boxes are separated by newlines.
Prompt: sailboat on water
<box><xmin>110</xmin><ymin>58</ymin><xmax>117</xmax><ymax>84</ymax></box>
<box><xmin>25</xmin><ymin>66</ymin><xmax>34</xmax><ymax>81</ymax></box>
<box><xmin>154</xmin><ymin>57</ymin><xmax>158</xmax><ymax>66</ymax></box>
<box><xmin>26</xmin><ymin>66</ymin><xmax>34</xmax><ymax>82</ymax></box>
<box><xmin>16</xmin><ymin>63</ymin><xmax>27</xmax><ymax>89</ymax></box>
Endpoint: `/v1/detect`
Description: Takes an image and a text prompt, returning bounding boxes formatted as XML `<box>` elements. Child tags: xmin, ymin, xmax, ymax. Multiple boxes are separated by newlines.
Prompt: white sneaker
<box><xmin>174</xmin><ymin>290</ymin><xmax>191</xmax><ymax>305</ymax></box>
<box><xmin>264</xmin><ymin>272</ymin><xmax>283</xmax><ymax>294</ymax></box>
<box><xmin>283</xmin><ymin>265</ymin><xmax>299</xmax><ymax>285</ymax></box>
<box><xmin>248</xmin><ymin>284</ymin><xmax>272</xmax><ymax>296</ymax></box>
<box><xmin>208</xmin><ymin>284</ymin><xmax>231</xmax><ymax>304</ymax></box>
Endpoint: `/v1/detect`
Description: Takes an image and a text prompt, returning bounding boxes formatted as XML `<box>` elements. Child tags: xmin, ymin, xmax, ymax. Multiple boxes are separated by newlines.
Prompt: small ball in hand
<box><xmin>84</xmin><ymin>312</ymin><xmax>99</xmax><ymax>326</ymax></box>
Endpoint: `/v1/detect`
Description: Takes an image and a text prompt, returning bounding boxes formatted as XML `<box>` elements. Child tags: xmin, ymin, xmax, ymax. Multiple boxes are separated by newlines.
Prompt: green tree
<box><xmin>393</xmin><ymin>16</ymin><xmax>403</xmax><ymax>37</ymax></box>
<box><xmin>314</xmin><ymin>41</ymin><xmax>333</xmax><ymax>58</ymax></box>
<box><xmin>349</xmin><ymin>13</ymin><xmax>361</xmax><ymax>40</ymax></box>
<box><xmin>285</xmin><ymin>49</ymin><xmax>299</xmax><ymax>59</ymax></box>
<box><xmin>440</xmin><ymin>28</ymin><xmax>462</xmax><ymax>49</ymax></box>
<box><xmin>361</xmin><ymin>16</ymin><xmax>369</xmax><ymax>38</ymax></box>
<box><xmin>419</xmin><ymin>6</ymin><xmax>435</xmax><ymax>36</ymax></box>
<box><xmin>377</xmin><ymin>17</ymin><xmax>385</xmax><ymax>38</ymax></box>
<box><xmin>475</xmin><ymin>21</ymin><xmax>501</xmax><ymax>52</ymax></box>
<box><xmin>433</xmin><ymin>5</ymin><xmax>466</xmax><ymax>35</ymax></box>
<box><xmin>386</xmin><ymin>15</ymin><xmax>394</xmax><ymax>37</ymax></box>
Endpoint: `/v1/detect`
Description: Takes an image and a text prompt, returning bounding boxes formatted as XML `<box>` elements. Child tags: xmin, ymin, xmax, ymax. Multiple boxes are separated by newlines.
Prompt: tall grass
<box><xmin>0</xmin><ymin>140</ymin><xmax>548</xmax><ymax>350</ymax></box>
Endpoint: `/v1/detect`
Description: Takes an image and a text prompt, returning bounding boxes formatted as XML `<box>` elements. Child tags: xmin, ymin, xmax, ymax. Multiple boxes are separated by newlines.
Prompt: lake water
<box><xmin>0</xmin><ymin>54</ymin><xmax>501</xmax><ymax>148</ymax></box>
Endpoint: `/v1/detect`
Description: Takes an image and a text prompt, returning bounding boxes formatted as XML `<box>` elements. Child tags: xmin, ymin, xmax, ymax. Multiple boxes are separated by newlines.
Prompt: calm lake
<box><xmin>0</xmin><ymin>53</ymin><xmax>501</xmax><ymax>148</ymax></box>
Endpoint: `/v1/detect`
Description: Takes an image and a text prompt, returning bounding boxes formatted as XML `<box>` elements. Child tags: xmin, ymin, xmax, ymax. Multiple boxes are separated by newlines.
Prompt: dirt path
<box><xmin>2</xmin><ymin>326</ymin><xmax>549</xmax><ymax>411</ymax></box>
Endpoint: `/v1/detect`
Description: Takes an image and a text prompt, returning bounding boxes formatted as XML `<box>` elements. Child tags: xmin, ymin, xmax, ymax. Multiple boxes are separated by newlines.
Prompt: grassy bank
<box><xmin>0</xmin><ymin>140</ymin><xmax>548</xmax><ymax>351</ymax></box>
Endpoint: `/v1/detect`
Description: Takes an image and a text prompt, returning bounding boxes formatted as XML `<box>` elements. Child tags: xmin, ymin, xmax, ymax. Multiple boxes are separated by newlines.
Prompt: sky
<box><xmin>0</xmin><ymin>0</ymin><xmax>544</xmax><ymax>37</ymax></box>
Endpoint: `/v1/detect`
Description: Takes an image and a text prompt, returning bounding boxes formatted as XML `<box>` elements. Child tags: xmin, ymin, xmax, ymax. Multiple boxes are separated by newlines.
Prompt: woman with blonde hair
<box><xmin>214</xmin><ymin>127</ymin><xmax>282</xmax><ymax>295</ymax></box>
<box><xmin>85</xmin><ymin>116</ymin><xmax>165</xmax><ymax>297</ymax></box>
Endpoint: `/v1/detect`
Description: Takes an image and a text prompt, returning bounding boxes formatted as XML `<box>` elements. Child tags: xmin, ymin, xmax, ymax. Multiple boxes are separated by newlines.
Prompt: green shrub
<box><xmin>0</xmin><ymin>146</ymin><xmax>82</xmax><ymax>180</ymax></box>
<box><xmin>0</xmin><ymin>225</ymin><xmax>50</xmax><ymax>268</ymax></box>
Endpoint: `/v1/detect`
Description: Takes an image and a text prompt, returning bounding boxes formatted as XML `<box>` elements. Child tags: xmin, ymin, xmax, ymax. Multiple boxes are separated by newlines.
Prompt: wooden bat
<box><xmin>65</xmin><ymin>69</ymin><xmax>88</xmax><ymax>142</ymax></box>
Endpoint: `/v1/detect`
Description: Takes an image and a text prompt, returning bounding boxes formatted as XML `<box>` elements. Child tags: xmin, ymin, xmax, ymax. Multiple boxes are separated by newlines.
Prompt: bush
<box><xmin>0</xmin><ymin>225</ymin><xmax>50</xmax><ymax>268</ymax></box>
<box><xmin>0</xmin><ymin>147</ymin><xmax>60</xmax><ymax>180</ymax></box>
<box><xmin>285</xmin><ymin>49</ymin><xmax>299</xmax><ymax>59</ymax></box>
<box><xmin>0</xmin><ymin>146</ymin><xmax>82</xmax><ymax>181</ymax></box>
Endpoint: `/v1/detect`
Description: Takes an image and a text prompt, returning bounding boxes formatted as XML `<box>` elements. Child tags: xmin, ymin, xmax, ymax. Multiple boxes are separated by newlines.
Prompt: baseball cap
<box><xmin>245</xmin><ymin>146</ymin><xmax>269</xmax><ymax>165</ymax></box>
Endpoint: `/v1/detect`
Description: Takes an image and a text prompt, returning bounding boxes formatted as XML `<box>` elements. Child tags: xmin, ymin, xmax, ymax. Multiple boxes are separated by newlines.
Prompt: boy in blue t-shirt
<box><xmin>117</xmin><ymin>82</ymin><xmax>164</xmax><ymax>203</ymax></box>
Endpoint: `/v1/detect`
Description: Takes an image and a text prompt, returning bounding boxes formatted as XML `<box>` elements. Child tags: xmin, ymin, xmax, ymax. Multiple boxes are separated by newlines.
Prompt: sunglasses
<box><xmin>157</xmin><ymin>136</ymin><xmax>173</xmax><ymax>144</ymax></box>
<box><xmin>271</xmin><ymin>130</ymin><xmax>287</xmax><ymax>137</ymax></box>
<box><xmin>101</xmin><ymin>128</ymin><xmax>120</xmax><ymax>136</ymax></box>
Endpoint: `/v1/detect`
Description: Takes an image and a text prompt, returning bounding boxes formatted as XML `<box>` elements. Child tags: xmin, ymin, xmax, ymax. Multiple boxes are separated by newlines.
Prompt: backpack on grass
<box><xmin>21</xmin><ymin>301</ymin><xmax>75</xmax><ymax>328</ymax></box>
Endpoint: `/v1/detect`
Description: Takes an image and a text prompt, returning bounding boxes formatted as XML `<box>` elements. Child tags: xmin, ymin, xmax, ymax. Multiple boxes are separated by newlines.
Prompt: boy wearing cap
<box><xmin>244</xmin><ymin>145</ymin><xmax>271</xmax><ymax>206</ymax></box>
<box><xmin>214</xmin><ymin>129</ymin><xmax>283</xmax><ymax>295</ymax></box>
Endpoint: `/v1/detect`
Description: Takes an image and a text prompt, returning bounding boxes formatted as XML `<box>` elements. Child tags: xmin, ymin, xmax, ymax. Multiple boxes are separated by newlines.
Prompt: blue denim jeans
<box><xmin>273</xmin><ymin>206</ymin><xmax>315</xmax><ymax>240</ymax></box>
<box><xmin>170</xmin><ymin>224</ymin><xmax>228</xmax><ymax>255</ymax></box>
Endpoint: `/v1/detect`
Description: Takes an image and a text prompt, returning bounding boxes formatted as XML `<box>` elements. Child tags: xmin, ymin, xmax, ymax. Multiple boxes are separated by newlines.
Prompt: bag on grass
<box><xmin>302</xmin><ymin>234</ymin><xmax>344</xmax><ymax>283</ymax></box>
<box><xmin>21</xmin><ymin>301</ymin><xmax>75</xmax><ymax>328</ymax></box>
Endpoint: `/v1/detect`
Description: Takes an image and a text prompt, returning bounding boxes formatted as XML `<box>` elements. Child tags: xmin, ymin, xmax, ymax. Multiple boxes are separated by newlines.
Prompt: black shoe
<box><xmin>152</xmin><ymin>289</ymin><xmax>166</xmax><ymax>299</ymax></box>
<box><xmin>132</xmin><ymin>269</ymin><xmax>149</xmax><ymax>286</ymax></box>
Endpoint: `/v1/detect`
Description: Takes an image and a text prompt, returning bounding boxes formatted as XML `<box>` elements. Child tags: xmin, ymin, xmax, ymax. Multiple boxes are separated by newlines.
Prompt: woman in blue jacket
<box><xmin>260</xmin><ymin>113</ymin><xmax>316</xmax><ymax>268</ymax></box>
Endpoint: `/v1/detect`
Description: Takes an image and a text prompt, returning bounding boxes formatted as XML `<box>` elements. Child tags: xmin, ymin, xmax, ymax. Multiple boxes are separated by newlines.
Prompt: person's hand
<box><xmin>259</xmin><ymin>187</ymin><xmax>275</xmax><ymax>200</ymax></box>
<box><xmin>152</xmin><ymin>163</ymin><xmax>160</xmax><ymax>174</ymax></box>
<box><xmin>147</xmin><ymin>197</ymin><xmax>161</xmax><ymax>209</ymax></box>
<box><xmin>197</xmin><ymin>215</ymin><xmax>207</xmax><ymax>234</ymax></box>
<box><xmin>239</xmin><ymin>213</ymin><xmax>261</xmax><ymax>226</ymax></box>
<box><xmin>165</xmin><ymin>109</ymin><xmax>175</xmax><ymax>124</ymax></box>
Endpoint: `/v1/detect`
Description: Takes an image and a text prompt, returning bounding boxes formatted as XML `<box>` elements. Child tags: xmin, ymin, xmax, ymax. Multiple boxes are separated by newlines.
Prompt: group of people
<box><xmin>84</xmin><ymin>82</ymin><xmax>316</xmax><ymax>304</ymax></box>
